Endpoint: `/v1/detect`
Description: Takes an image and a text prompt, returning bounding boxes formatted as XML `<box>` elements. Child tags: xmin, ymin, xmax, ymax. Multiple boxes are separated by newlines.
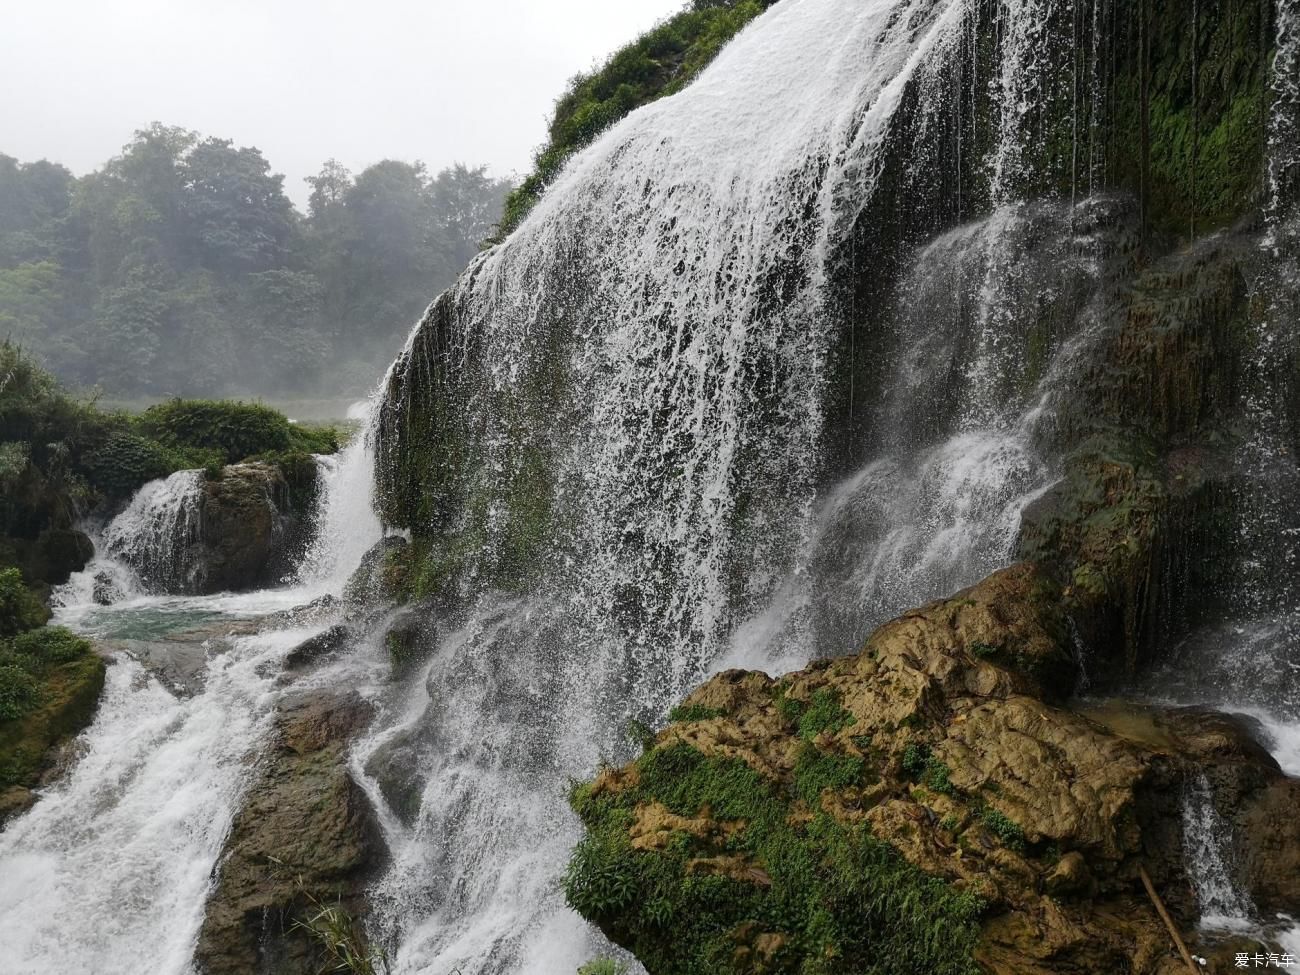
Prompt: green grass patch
<box><xmin>668</xmin><ymin>704</ymin><xmax>727</xmax><ymax>723</ymax></box>
<box><xmin>566</xmin><ymin>742</ymin><xmax>984</xmax><ymax>975</ymax></box>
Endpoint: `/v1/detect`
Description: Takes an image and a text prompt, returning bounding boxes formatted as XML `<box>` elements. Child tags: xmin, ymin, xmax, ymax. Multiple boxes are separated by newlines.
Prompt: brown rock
<box><xmin>194</xmin><ymin>691</ymin><xmax>382</xmax><ymax>975</ymax></box>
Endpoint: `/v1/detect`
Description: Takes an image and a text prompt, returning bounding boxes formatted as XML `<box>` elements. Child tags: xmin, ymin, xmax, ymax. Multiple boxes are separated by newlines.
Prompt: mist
<box><xmin>0</xmin><ymin>0</ymin><xmax>685</xmax><ymax>410</ymax></box>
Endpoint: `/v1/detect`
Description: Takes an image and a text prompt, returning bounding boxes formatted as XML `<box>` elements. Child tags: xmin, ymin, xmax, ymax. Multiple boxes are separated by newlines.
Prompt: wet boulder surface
<box><xmin>566</xmin><ymin>565</ymin><xmax>1300</xmax><ymax>975</ymax></box>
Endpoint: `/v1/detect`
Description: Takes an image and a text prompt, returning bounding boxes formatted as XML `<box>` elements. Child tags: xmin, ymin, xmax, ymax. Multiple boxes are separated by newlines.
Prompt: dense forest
<box><xmin>0</xmin><ymin>125</ymin><xmax>511</xmax><ymax>399</ymax></box>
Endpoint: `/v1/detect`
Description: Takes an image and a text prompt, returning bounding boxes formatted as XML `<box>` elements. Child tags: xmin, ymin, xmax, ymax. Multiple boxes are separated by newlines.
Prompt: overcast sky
<box><xmin>0</xmin><ymin>0</ymin><xmax>684</xmax><ymax>208</ymax></box>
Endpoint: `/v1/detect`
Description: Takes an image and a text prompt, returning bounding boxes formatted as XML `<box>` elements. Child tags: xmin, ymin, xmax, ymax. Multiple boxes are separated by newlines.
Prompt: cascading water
<box><xmin>0</xmin><ymin>407</ymin><xmax>385</xmax><ymax>975</ymax></box>
<box><xmin>355</xmin><ymin>2</ymin><xmax>1160</xmax><ymax>971</ymax></box>
<box><xmin>98</xmin><ymin>469</ymin><xmax>205</xmax><ymax>595</ymax></box>
<box><xmin>1182</xmin><ymin>773</ymin><xmax>1257</xmax><ymax>933</ymax></box>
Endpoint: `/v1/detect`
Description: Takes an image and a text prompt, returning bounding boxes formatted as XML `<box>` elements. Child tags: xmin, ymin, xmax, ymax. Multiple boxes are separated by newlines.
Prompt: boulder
<box><xmin>191</xmin><ymin>463</ymin><xmax>310</xmax><ymax>593</ymax></box>
<box><xmin>566</xmin><ymin>564</ymin><xmax>1300</xmax><ymax>975</ymax></box>
<box><xmin>194</xmin><ymin>690</ymin><xmax>382</xmax><ymax>975</ymax></box>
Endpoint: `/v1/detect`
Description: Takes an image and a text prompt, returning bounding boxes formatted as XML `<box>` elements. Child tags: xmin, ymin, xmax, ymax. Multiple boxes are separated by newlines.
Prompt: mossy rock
<box><xmin>0</xmin><ymin>650</ymin><xmax>105</xmax><ymax>799</ymax></box>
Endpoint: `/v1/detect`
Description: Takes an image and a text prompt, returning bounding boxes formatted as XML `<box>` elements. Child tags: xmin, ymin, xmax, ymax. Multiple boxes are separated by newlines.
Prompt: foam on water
<box><xmin>0</xmin><ymin>401</ymin><xmax>386</xmax><ymax>975</ymax></box>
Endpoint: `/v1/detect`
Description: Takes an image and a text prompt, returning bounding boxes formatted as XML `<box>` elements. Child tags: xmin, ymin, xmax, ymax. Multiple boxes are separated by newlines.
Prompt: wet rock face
<box><xmin>567</xmin><ymin>564</ymin><xmax>1299</xmax><ymax>975</ymax></box>
<box><xmin>191</xmin><ymin>463</ymin><xmax>313</xmax><ymax>594</ymax></box>
<box><xmin>194</xmin><ymin>690</ymin><xmax>382</xmax><ymax>975</ymax></box>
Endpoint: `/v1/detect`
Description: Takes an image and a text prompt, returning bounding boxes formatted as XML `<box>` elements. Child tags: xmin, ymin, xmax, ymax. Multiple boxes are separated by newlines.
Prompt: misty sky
<box><xmin>0</xmin><ymin>0</ymin><xmax>685</xmax><ymax>208</ymax></box>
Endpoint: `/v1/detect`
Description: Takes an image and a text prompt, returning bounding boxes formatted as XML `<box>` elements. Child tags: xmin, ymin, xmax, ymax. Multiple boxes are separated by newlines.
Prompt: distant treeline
<box><xmin>0</xmin><ymin>124</ymin><xmax>512</xmax><ymax>398</ymax></box>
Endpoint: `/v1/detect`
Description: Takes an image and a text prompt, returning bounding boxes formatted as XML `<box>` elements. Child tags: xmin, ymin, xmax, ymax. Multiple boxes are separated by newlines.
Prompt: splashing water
<box><xmin>98</xmin><ymin>469</ymin><xmax>205</xmax><ymax>594</ymax></box>
<box><xmin>0</xmin><ymin>405</ymin><xmax>386</xmax><ymax>975</ymax></box>
<box><xmin>1182</xmin><ymin>773</ymin><xmax>1257</xmax><ymax>934</ymax></box>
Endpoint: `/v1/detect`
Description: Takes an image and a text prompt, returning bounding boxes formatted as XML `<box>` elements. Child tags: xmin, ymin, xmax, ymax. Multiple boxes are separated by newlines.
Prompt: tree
<box><xmin>181</xmin><ymin>138</ymin><xmax>296</xmax><ymax>273</ymax></box>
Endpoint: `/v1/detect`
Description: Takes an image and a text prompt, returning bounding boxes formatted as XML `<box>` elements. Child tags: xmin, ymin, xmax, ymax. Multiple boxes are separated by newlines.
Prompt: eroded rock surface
<box><xmin>567</xmin><ymin>565</ymin><xmax>1300</xmax><ymax>975</ymax></box>
<box><xmin>194</xmin><ymin>690</ymin><xmax>382</xmax><ymax>975</ymax></box>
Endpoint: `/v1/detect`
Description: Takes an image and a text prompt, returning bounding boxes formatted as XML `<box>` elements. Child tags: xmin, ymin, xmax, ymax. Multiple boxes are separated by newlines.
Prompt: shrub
<box><xmin>82</xmin><ymin>431</ymin><xmax>178</xmax><ymax>498</ymax></box>
<box><xmin>0</xmin><ymin>663</ymin><xmax>40</xmax><ymax>720</ymax></box>
<box><xmin>11</xmin><ymin>626</ymin><xmax>91</xmax><ymax>665</ymax></box>
<box><xmin>139</xmin><ymin>399</ymin><xmax>294</xmax><ymax>463</ymax></box>
<box><xmin>0</xmin><ymin>567</ymin><xmax>49</xmax><ymax>635</ymax></box>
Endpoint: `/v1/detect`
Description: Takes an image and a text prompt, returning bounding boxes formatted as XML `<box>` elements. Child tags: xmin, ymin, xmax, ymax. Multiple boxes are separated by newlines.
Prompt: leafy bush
<box><xmin>82</xmin><ymin>431</ymin><xmax>180</xmax><ymax>498</ymax></box>
<box><xmin>0</xmin><ymin>567</ymin><xmax>49</xmax><ymax>635</ymax></box>
<box><xmin>0</xmin><ymin>663</ymin><xmax>39</xmax><ymax>720</ymax></box>
<box><xmin>11</xmin><ymin>626</ymin><xmax>92</xmax><ymax>665</ymax></box>
<box><xmin>139</xmin><ymin>399</ymin><xmax>294</xmax><ymax>463</ymax></box>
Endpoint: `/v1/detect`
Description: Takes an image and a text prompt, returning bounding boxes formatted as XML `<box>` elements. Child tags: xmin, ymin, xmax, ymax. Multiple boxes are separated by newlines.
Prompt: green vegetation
<box><xmin>577</xmin><ymin>961</ymin><xmax>629</xmax><ymax>975</ymax></box>
<box><xmin>566</xmin><ymin>742</ymin><xmax>984</xmax><ymax>975</ymax></box>
<box><xmin>795</xmin><ymin>688</ymin><xmax>855</xmax><ymax>741</ymax></box>
<box><xmin>901</xmin><ymin>742</ymin><xmax>957</xmax><ymax>798</ymax></box>
<box><xmin>289</xmin><ymin>882</ymin><xmax>391</xmax><ymax>975</ymax></box>
<box><xmin>498</xmin><ymin>0</ymin><xmax>778</xmax><ymax>235</ymax></box>
<box><xmin>0</xmin><ymin>567</ymin><xmax>50</xmax><ymax>635</ymax></box>
<box><xmin>978</xmin><ymin>806</ymin><xmax>1027</xmax><ymax>852</ymax></box>
<box><xmin>668</xmin><ymin>704</ymin><xmax>726</xmax><ymax>723</ymax></box>
<box><xmin>0</xmin><ymin>569</ymin><xmax>104</xmax><ymax>790</ymax></box>
<box><xmin>0</xmin><ymin>129</ymin><xmax>511</xmax><ymax>398</ymax></box>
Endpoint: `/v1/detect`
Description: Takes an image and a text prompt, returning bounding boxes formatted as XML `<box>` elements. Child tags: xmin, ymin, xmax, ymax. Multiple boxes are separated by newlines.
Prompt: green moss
<box><xmin>796</xmin><ymin>688</ymin><xmax>855</xmax><ymax>741</ymax></box>
<box><xmin>978</xmin><ymin>806</ymin><xmax>1026</xmax><ymax>852</ymax></box>
<box><xmin>669</xmin><ymin>704</ymin><xmax>727</xmax><ymax>723</ymax></box>
<box><xmin>566</xmin><ymin>743</ymin><xmax>984</xmax><ymax>975</ymax></box>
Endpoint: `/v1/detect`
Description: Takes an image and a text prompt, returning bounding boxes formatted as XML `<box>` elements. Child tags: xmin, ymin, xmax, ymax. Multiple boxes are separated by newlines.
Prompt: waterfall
<box><xmin>1182</xmin><ymin>773</ymin><xmax>1256</xmax><ymax>933</ymax></box>
<box><xmin>98</xmin><ymin>469</ymin><xmax>205</xmax><ymax>595</ymax></box>
<box><xmin>0</xmin><ymin>410</ymin><xmax>385</xmax><ymax>975</ymax></box>
<box><xmin>359</xmin><ymin>2</ymin><xmax>1135</xmax><ymax>971</ymax></box>
<box><xmin>296</xmin><ymin>395</ymin><xmax>385</xmax><ymax>595</ymax></box>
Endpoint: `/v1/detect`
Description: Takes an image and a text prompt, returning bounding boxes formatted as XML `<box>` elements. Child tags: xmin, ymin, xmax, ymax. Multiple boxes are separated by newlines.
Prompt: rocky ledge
<box><xmin>195</xmin><ymin>688</ymin><xmax>383</xmax><ymax>975</ymax></box>
<box><xmin>566</xmin><ymin>564</ymin><xmax>1300</xmax><ymax>975</ymax></box>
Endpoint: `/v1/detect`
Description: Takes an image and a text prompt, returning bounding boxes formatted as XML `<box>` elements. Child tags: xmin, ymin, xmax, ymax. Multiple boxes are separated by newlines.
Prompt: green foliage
<box><xmin>796</xmin><ymin>688</ymin><xmax>855</xmax><ymax>741</ymax></box>
<box><xmin>83</xmin><ymin>430</ymin><xmax>182</xmax><ymax>498</ymax></box>
<box><xmin>668</xmin><ymin>704</ymin><xmax>726</xmax><ymax>723</ymax></box>
<box><xmin>0</xmin><ymin>567</ymin><xmax>49</xmax><ymax>635</ymax></box>
<box><xmin>566</xmin><ymin>743</ymin><xmax>985</xmax><ymax>975</ymax></box>
<box><xmin>792</xmin><ymin>743</ymin><xmax>864</xmax><ymax>806</ymax></box>
<box><xmin>11</xmin><ymin>626</ymin><xmax>92</xmax><ymax>665</ymax></box>
<box><xmin>498</xmin><ymin>0</ymin><xmax>776</xmax><ymax>236</ymax></box>
<box><xmin>0</xmin><ymin>130</ymin><xmax>511</xmax><ymax>399</ymax></box>
<box><xmin>978</xmin><ymin>806</ymin><xmax>1026</xmax><ymax>852</ymax></box>
<box><xmin>138</xmin><ymin>399</ymin><xmax>293</xmax><ymax>463</ymax></box>
<box><xmin>289</xmin><ymin>883</ymin><xmax>391</xmax><ymax>975</ymax></box>
<box><xmin>0</xmin><ymin>664</ymin><xmax>39</xmax><ymax>720</ymax></box>
<box><xmin>969</xmin><ymin>642</ymin><xmax>999</xmax><ymax>659</ymax></box>
<box><xmin>900</xmin><ymin>742</ymin><xmax>931</xmax><ymax>779</ymax></box>
<box><xmin>577</xmin><ymin>959</ymin><xmax>629</xmax><ymax>975</ymax></box>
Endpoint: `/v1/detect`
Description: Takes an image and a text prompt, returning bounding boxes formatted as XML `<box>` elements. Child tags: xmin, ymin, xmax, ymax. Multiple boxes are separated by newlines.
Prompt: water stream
<box><xmin>0</xmin><ymin>409</ymin><xmax>385</xmax><ymax>975</ymax></box>
<box><xmin>0</xmin><ymin>1</ymin><xmax>1297</xmax><ymax>972</ymax></box>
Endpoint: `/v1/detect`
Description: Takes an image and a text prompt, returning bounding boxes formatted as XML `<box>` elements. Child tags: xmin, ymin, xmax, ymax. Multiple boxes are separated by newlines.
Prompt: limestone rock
<box><xmin>194</xmin><ymin>690</ymin><xmax>382</xmax><ymax>975</ymax></box>
<box><xmin>567</xmin><ymin>564</ymin><xmax>1300</xmax><ymax>975</ymax></box>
